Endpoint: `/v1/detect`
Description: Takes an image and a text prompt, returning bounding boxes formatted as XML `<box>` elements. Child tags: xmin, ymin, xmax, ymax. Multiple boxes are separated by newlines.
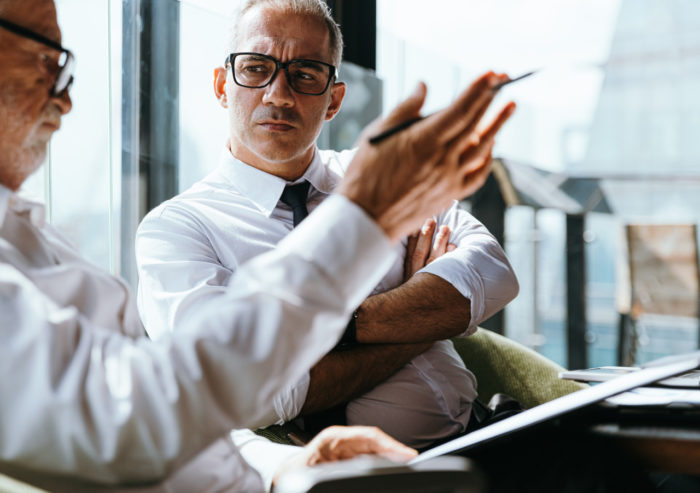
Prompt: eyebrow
<box><xmin>293</xmin><ymin>59</ymin><xmax>327</xmax><ymax>68</ymax></box>
<box><xmin>240</xmin><ymin>54</ymin><xmax>268</xmax><ymax>60</ymax></box>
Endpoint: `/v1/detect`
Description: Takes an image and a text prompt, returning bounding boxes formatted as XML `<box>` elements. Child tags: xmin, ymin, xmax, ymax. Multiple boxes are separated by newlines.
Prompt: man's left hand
<box><xmin>404</xmin><ymin>218</ymin><xmax>456</xmax><ymax>281</ymax></box>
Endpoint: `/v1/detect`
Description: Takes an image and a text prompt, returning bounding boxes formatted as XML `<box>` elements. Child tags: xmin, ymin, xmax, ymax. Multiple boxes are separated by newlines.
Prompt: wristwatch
<box><xmin>335</xmin><ymin>309</ymin><xmax>359</xmax><ymax>349</ymax></box>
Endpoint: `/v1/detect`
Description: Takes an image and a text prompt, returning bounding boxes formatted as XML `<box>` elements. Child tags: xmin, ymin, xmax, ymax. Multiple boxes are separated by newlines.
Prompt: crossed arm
<box><xmin>300</xmin><ymin>218</ymin><xmax>474</xmax><ymax>415</ymax></box>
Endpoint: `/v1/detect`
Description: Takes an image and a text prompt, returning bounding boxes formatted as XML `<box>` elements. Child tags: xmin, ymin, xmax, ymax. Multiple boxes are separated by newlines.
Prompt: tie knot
<box><xmin>280</xmin><ymin>181</ymin><xmax>311</xmax><ymax>227</ymax></box>
<box><xmin>280</xmin><ymin>181</ymin><xmax>310</xmax><ymax>209</ymax></box>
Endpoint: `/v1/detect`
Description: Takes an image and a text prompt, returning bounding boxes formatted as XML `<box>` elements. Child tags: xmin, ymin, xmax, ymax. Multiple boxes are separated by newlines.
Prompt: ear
<box><xmin>214</xmin><ymin>67</ymin><xmax>228</xmax><ymax>108</ymax></box>
<box><xmin>324</xmin><ymin>81</ymin><xmax>346</xmax><ymax>121</ymax></box>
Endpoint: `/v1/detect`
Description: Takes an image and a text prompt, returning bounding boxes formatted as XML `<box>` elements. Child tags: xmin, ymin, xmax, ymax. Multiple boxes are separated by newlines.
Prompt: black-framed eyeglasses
<box><xmin>0</xmin><ymin>17</ymin><xmax>75</xmax><ymax>97</ymax></box>
<box><xmin>226</xmin><ymin>52</ymin><xmax>337</xmax><ymax>96</ymax></box>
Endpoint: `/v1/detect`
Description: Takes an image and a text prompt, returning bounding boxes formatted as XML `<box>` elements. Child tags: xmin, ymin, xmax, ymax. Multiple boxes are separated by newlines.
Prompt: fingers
<box><xmin>272</xmin><ymin>426</ymin><xmax>417</xmax><ymax>487</ymax></box>
<box><xmin>478</xmin><ymin>101</ymin><xmax>517</xmax><ymax>146</ymax></box>
<box><xmin>405</xmin><ymin>234</ymin><xmax>419</xmax><ymax>263</ymax></box>
<box><xmin>444</xmin><ymin>100</ymin><xmax>515</xmax><ymax>186</ymax></box>
<box><xmin>404</xmin><ymin>221</ymin><xmax>455</xmax><ymax>280</ymax></box>
<box><xmin>356</xmin><ymin>82</ymin><xmax>427</xmax><ymax>146</ymax></box>
<box><xmin>379</xmin><ymin>82</ymin><xmax>427</xmax><ymax>133</ymax></box>
<box><xmin>307</xmin><ymin>426</ymin><xmax>417</xmax><ymax>465</ymax></box>
<box><xmin>342</xmin><ymin>71</ymin><xmax>516</xmax><ymax>243</ymax></box>
<box><xmin>362</xmin><ymin>427</ymin><xmax>417</xmax><ymax>463</ymax></box>
<box><xmin>404</xmin><ymin>217</ymin><xmax>435</xmax><ymax>281</ymax></box>
<box><xmin>417</xmin><ymin>72</ymin><xmax>507</xmax><ymax>147</ymax></box>
<box><xmin>459</xmin><ymin>146</ymin><xmax>493</xmax><ymax>195</ymax></box>
<box><xmin>427</xmin><ymin>225</ymin><xmax>451</xmax><ymax>263</ymax></box>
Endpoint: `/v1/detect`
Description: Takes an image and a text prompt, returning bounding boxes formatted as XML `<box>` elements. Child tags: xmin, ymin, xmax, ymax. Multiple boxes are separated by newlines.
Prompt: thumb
<box><xmin>382</xmin><ymin>82</ymin><xmax>427</xmax><ymax>129</ymax></box>
<box><xmin>358</xmin><ymin>82</ymin><xmax>427</xmax><ymax>144</ymax></box>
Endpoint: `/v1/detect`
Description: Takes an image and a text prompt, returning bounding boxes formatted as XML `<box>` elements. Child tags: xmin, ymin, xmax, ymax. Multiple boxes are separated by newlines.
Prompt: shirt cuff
<box><xmin>231</xmin><ymin>429</ymin><xmax>301</xmax><ymax>492</ymax></box>
<box><xmin>272</xmin><ymin>371</ymin><xmax>311</xmax><ymax>425</ymax></box>
<box><xmin>418</xmin><ymin>254</ymin><xmax>482</xmax><ymax>335</ymax></box>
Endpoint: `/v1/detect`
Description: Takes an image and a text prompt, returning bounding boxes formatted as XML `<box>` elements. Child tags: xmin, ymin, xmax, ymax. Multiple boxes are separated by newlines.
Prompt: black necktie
<box><xmin>280</xmin><ymin>181</ymin><xmax>311</xmax><ymax>227</ymax></box>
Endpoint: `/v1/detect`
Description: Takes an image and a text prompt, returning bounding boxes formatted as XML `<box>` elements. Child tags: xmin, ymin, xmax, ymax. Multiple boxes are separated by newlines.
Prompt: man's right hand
<box><xmin>337</xmin><ymin>72</ymin><xmax>515</xmax><ymax>243</ymax></box>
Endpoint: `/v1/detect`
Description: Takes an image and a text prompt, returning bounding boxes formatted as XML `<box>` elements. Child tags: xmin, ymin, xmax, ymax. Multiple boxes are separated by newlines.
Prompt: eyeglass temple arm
<box><xmin>0</xmin><ymin>18</ymin><xmax>66</xmax><ymax>53</ymax></box>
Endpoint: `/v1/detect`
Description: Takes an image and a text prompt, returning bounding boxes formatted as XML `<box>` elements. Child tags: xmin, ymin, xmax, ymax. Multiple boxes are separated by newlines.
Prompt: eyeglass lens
<box><xmin>52</xmin><ymin>51</ymin><xmax>75</xmax><ymax>96</ymax></box>
<box><xmin>233</xmin><ymin>54</ymin><xmax>332</xmax><ymax>95</ymax></box>
<box><xmin>0</xmin><ymin>18</ymin><xmax>74</xmax><ymax>96</ymax></box>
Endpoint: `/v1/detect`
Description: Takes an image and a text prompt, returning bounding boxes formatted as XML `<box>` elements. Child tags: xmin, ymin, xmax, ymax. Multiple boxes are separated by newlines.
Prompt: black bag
<box><xmin>466</xmin><ymin>393</ymin><xmax>524</xmax><ymax>432</ymax></box>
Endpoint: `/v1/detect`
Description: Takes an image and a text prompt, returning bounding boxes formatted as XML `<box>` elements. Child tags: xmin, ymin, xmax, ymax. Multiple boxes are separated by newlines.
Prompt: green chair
<box><xmin>452</xmin><ymin>328</ymin><xmax>587</xmax><ymax>409</ymax></box>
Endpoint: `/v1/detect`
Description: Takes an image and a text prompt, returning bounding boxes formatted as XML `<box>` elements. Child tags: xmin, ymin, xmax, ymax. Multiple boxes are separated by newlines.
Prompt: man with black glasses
<box><xmin>0</xmin><ymin>0</ymin><xmax>515</xmax><ymax>491</ymax></box>
<box><xmin>136</xmin><ymin>0</ymin><xmax>519</xmax><ymax>459</ymax></box>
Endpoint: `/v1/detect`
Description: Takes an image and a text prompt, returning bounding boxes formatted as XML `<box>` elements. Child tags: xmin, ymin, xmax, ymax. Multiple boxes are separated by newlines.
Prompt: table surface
<box><xmin>592</xmin><ymin>423</ymin><xmax>700</xmax><ymax>475</ymax></box>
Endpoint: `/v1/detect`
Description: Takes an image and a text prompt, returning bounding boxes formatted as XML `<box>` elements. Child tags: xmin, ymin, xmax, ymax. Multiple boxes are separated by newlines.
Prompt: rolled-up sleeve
<box><xmin>418</xmin><ymin>201</ymin><xmax>519</xmax><ymax>335</ymax></box>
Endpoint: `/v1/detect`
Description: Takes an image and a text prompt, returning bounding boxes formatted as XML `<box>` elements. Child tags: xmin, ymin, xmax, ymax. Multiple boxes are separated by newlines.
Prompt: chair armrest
<box><xmin>452</xmin><ymin>328</ymin><xmax>587</xmax><ymax>408</ymax></box>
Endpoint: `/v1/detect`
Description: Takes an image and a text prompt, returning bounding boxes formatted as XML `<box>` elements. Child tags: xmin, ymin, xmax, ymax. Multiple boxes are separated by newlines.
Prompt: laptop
<box><xmin>275</xmin><ymin>352</ymin><xmax>700</xmax><ymax>492</ymax></box>
<box><xmin>411</xmin><ymin>351</ymin><xmax>700</xmax><ymax>464</ymax></box>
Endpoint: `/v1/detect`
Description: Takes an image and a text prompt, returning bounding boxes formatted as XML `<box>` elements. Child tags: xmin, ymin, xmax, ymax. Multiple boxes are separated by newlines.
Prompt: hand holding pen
<box><xmin>339</xmin><ymin>72</ymin><xmax>516</xmax><ymax>242</ymax></box>
<box><xmin>369</xmin><ymin>71</ymin><xmax>532</xmax><ymax>144</ymax></box>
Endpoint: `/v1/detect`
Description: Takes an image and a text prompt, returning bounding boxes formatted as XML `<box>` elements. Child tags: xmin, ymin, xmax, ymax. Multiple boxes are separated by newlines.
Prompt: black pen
<box><xmin>492</xmin><ymin>70</ymin><xmax>536</xmax><ymax>91</ymax></box>
<box><xmin>368</xmin><ymin>70</ymin><xmax>536</xmax><ymax>145</ymax></box>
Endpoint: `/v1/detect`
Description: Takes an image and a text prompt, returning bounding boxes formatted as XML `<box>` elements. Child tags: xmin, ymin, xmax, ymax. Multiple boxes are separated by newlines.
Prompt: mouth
<box><xmin>258</xmin><ymin>120</ymin><xmax>295</xmax><ymax>132</ymax></box>
<box><xmin>41</xmin><ymin>121</ymin><xmax>61</xmax><ymax>132</ymax></box>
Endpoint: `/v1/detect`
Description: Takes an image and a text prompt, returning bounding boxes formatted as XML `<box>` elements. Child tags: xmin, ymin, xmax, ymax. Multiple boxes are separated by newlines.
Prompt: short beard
<box><xmin>0</xmin><ymin>143</ymin><xmax>45</xmax><ymax>191</ymax></box>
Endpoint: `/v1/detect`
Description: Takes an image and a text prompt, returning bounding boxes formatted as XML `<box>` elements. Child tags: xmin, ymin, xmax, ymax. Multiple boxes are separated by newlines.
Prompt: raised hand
<box><xmin>338</xmin><ymin>72</ymin><xmax>515</xmax><ymax>243</ymax></box>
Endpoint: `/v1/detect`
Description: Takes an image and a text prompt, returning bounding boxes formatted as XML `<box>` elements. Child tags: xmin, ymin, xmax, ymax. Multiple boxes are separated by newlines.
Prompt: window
<box><xmin>378</xmin><ymin>0</ymin><xmax>700</xmax><ymax>366</ymax></box>
<box><xmin>22</xmin><ymin>0</ymin><xmax>122</xmax><ymax>273</ymax></box>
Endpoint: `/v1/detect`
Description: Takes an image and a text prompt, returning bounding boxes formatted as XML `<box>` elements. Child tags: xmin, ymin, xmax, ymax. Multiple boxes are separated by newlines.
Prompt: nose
<box><xmin>52</xmin><ymin>89</ymin><xmax>72</xmax><ymax>115</ymax></box>
<box><xmin>261</xmin><ymin>69</ymin><xmax>295</xmax><ymax>108</ymax></box>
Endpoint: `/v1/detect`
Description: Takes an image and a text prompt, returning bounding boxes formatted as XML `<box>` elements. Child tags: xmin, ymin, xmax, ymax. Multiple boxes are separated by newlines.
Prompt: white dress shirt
<box><xmin>0</xmin><ymin>183</ymin><xmax>395</xmax><ymax>492</ymax></box>
<box><xmin>136</xmin><ymin>147</ymin><xmax>519</xmax><ymax>447</ymax></box>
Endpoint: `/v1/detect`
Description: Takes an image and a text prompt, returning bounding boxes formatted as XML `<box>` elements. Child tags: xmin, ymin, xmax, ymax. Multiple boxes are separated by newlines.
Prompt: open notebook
<box><xmin>412</xmin><ymin>351</ymin><xmax>700</xmax><ymax>464</ymax></box>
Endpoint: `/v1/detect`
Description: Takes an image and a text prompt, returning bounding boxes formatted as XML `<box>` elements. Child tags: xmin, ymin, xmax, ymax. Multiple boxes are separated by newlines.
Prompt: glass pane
<box><xmin>585</xmin><ymin>213</ymin><xmax>619</xmax><ymax>367</ymax></box>
<box><xmin>48</xmin><ymin>0</ymin><xmax>117</xmax><ymax>271</ymax></box>
<box><xmin>178</xmin><ymin>0</ymin><xmax>234</xmax><ymax>192</ymax></box>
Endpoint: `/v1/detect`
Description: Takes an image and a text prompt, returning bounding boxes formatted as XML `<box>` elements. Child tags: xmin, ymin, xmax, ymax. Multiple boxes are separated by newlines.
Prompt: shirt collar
<box><xmin>301</xmin><ymin>150</ymin><xmax>339</xmax><ymax>195</ymax></box>
<box><xmin>0</xmin><ymin>183</ymin><xmax>46</xmax><ymax>229</ymax></box>
<box><xmin>216</xmin><ymin>145</ymin><xmax>337</xmax><ymax>217</ymax></box>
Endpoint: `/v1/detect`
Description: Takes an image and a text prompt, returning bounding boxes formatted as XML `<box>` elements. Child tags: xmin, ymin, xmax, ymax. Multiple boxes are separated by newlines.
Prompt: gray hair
<box><xmin>228</xmin><ymin>0</ymin><xmax>344</xmax><ymax>69</ymax></box>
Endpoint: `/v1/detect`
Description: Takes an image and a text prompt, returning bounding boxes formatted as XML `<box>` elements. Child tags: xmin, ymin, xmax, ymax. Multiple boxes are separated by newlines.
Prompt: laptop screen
<box><xmin>412</xmin><ymin>352</ymin><xmax>700</xmax><ymax>464</ymax></box>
